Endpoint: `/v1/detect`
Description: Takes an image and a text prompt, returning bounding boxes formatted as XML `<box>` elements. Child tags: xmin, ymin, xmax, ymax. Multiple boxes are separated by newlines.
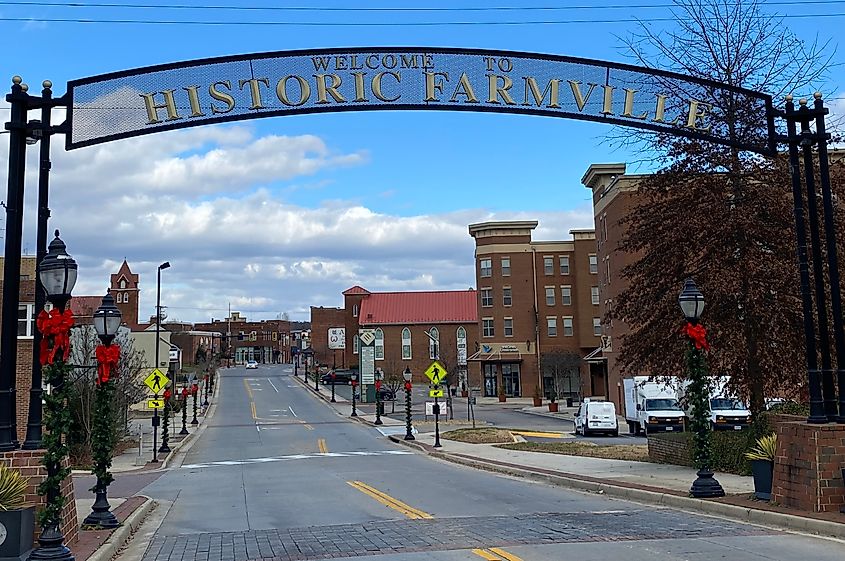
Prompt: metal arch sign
<box><xmin>65</xmin><ymin>47</ymin><xmax>775</xmax><ymax>154</ymax></box>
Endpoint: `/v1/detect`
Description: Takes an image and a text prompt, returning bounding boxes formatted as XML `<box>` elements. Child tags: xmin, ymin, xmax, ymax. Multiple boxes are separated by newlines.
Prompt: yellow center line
<box><xmin>489</xmin><ymin>547</ymin><xmax>525</xmax><ymax>561</ymax></box>
<box><xmin>472</xmin><ymin>550</ymin><xmax>501</xmax><ymax>561</ymax></box>
<box><xmin>318</xmin><ymin>438</ymin><xmax>328</xmax><ymax>453</ymax></box>
<box><xmin>347</xmin><ymin>481</ymin><xmax>433</xmax><ymax>520</ymax></box>
<box><xmin>510</xmin><ymin>430</ymin><xmax>565</xmax><ymax>439</ymax></box>
<box><xmin>472</xmin><ymin>548</ymin><xmax>525</xmax><ymax>561</ymax></box>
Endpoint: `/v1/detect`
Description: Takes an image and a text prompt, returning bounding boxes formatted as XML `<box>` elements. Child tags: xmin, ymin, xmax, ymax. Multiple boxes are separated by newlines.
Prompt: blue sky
<box><xmin>1</xmin><ymin>1</ymin><xmax>842</xmax><ymax>322</ymax></box>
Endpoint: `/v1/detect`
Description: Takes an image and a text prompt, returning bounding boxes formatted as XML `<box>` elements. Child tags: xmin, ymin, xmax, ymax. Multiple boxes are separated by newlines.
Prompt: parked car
<box><xmin>321</xmin><ymin>369</ymin><xmax>355</xmax><ymax>385</ymax></box>
<box><xmin>574</xmin><ymin>398</ymin><xmax>619</xmax><ymax>437</ymax></box>
<box><xmin>245</xmin><ymin>360</ymin><xmax>258</xmax><ymax>369</ymax></box>
<box><xmin>377</xmin><ymin>387</ymin><xmax>397</xmax><ymax>401</ymax></box>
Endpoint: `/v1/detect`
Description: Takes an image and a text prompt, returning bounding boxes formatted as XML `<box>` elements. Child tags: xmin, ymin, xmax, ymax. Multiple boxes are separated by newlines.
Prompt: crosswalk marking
<box><xmin>181</xmin><ymin>449</ymin><xmax>413</xmax><ymax>469</ymax></box>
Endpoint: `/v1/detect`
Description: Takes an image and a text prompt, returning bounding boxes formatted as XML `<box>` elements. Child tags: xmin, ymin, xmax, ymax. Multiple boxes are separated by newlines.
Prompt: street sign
<box><xmin>328</xmin><ymin>327</ymin><xmax>346</xmax><ymax>350</ymax></box>
<box><xmin>147</xmin><ymin>399</ymin><xmax>165</xmax><ymax>409</ymax></box>
<box><xmin>424</xmin><ymin>361</ymin><xmax>447</xmax><ymax>385</ymax></box>
<box><xmin>429</xmin><ymin>388</ymin><xmax>444</xmax><ymax>398</ymax></box>
<box><xmin>359</xmin><ymin>329</ymin><xmax>376</xmax><ymax>384</ymax></box>
<box><xmin>359</xmin><ymin>329</ymin><xmax>376</xmax><ymax>346</ymax></box>
<box><xmin>143</xmin><ymin>369</ymin><xmax>170</xmax><ymax>393</ymax></box>
<box><xmin>425</xmin><ymin>402</ymin><xmax>442</xmax><ymax>416</ymax></box>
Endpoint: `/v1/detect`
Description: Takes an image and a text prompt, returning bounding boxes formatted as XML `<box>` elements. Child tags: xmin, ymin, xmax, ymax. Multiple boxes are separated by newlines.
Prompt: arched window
<box><xmin>429</xmin><ymin>327</ymin><xmax>439</xmax><ymax>360</ymax></box>
<box><xmin>401</xmin><ymin>328</ymin><xmax>412</xmax><ymax>360</ymax></box>
<box><xmin>352</xmin><ymin>304</ymin><xmax>358</xmax><ymax>317</ymax></box>
<box><xmin>457</xmin><ymin>326</ymin><xmax>467</xmax><ymax>366</ymax></box>
<box><xmin>119</xmin><ymin>279</ymin><xmax>127</xmax><ymax>289</ymax></box>
<box><xmin>375</xmin><ymin>328</ymin><xmax>384</xmax><ymax>360</ymax></box>
<box><xmin>353</xmin><ymin>334</ymin><xmax>359</xmax><ymax>355</ymax></box>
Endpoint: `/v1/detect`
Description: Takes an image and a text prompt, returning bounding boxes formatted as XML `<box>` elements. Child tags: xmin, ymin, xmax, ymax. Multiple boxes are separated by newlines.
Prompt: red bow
<box><xmin>404</xmin><ymin>381</ymin><xmax>412</xmax><ymax>391</ymax></box>
<box><xmin>375</xmin><ymin>380</ymin><xmax>382</xmax><ymax>390</ymax></box>
<box><xmin>181</xmin><ymin>387</ymin><xmax>189</xmax><ymax>398</ymax></box>
<box><xmin>36</xmin><ymin>308</ymin><xmax>75</xmax><ymax>365</ymax></box>
<box><xmin>95</xmin><ymin>344</ymin><xmax>120</xmax><ymax>385</ymax></box>
<box><xmin>164</xmin><ymin>388</ymin><xmax>172</xmax><ymax>401</ymax></box>
<box><xmin>683</xmin><ymin>322</ymin><xmax>710</xmax><ymax>351</ymax></box>
<box><xmin>191</xmin><ymin>383</ymin><xmax>198</xmax><ymax>395</ymax></box>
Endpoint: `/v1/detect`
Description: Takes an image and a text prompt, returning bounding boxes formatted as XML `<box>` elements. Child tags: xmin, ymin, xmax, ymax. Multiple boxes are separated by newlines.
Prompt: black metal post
<box><xmin>404</xmin><ymin>381</ymin><xmax>415</xmax><ymax>440</ymax></box>
<box><xmin>433</xmin><ymin>395</ymin><xmax>442</xmax><ymax>448</ymax></box>
<box><xmin>180</xmin><ymin>392</ymin><xmax>189</xmax><ymax>435</ymax></box>
<box><xmin>0</xmin><ymin>77</ymin><xmax>29</xmax><ymax>452</ymax></box>
<box><xmin>23</xmin><ymin>82</ymin><xmax>54</xmax><ymax>450</ymax></box>
<box><xmin>158</xmin><ymin>398</ymin><xmax>171</xmax><ymax>453</ymax></box>
<box><xmin>809</xmin><ymin>93</ymin><xmax>845</xmax><ymax>423</ymax></box>
<box><xmin>331</xmin><ymin>374</ymin><xmax>336</xmax><ymax>402</ymax></box>
<box><xmin>294</xmin><ymin>360</ymin><xmax>299</xmax><ymax>377</ymax></box>
<box><xmin>191</xmin><ymin>389</ymin><xmax>199</xmax><ymax>425</ymax></box>
<box><xmin>351</xmin><ymin>381</ymin><xmax>358</xmax><ymax>417</ymax></box>
<box><xmin>203</xmin><ymin>374</ymin><xmax>209</xmax><ymax>407</ymax></box>
<box><xmin>313</xmin><ymin>359</ymin><xmax>318</xmax><ymax>391</ymax></box>
<box><xmin>784</xmin><ymin>97</ymin><xmax>827</xmax><ymax>424</ymax></box>
<box><xmin>797</xmin><ymin>99</ymin><xmax>839</xmax><ymax>421</ymax></box>
<box><xmin>375</xmin><ymin>381</ymin><xmax>383</xmax><ymax>426</ymax></box>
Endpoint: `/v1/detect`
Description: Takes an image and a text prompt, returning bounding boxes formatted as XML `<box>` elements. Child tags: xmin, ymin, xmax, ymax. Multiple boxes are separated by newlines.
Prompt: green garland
<box><xmin>685</xmin><ymin>344</ymin><xmax>714</xmax><ymax>471</ymax></box>
<box><xmin>90</xmin><ymin>380</ymin><xmax>115</xmax><ymax>490</ymax></box>
<box><xmin>37</xmin><ymin>358</ymin><xmax>73</xmax><ymax>529</ymax></box>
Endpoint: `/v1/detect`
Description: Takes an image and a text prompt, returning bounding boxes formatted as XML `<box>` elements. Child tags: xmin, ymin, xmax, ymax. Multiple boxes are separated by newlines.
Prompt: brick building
<box><xmin>310</xmin><ymin>286</ymin><xmax>478</xmax><ymax>387</ymax></box>
<box><xmin>193</xmin><ymin>312</ymin><xmax>292</xmax><ymax>364</ymax></box>
<box><xmin>309</xmin><ymin>306</ymin><xmax>346</xmax><ymax>368</ymax></box>
<box><xmin>467</xmin><ymin>221</ymin><xmax>602</xmax><ymax>400</ymax></box>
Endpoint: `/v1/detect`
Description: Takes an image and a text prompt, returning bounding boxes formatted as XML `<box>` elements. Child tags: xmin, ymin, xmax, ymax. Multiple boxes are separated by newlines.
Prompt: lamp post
<box><xmin>152</xmin><ymin>261</ymin><xmax>170</xmax><ymax>463</ymax></box>
<box><xmin>179</xmin><ymin>386</ymin><xmax>189</xmax><ymax>435</ymax></box>
<box><xmin>679</xmin><ymin>278</ymin><xmax>725</xmax><ymax>499</ymax></box>
<box><xmin>403</xmin><ymin>367</ymin><xmax>415</xmax><ymax>440</ymax></box>
<box><xmin>83</xmin><ymin>291</ymin><xmax>122</xmax><ymax>529</ymax></box>
<box><xmin>191</xmin><ymin>382</ymin><xmax>199</xmax><ymax>425</ymax></box>
<box><xmin>203</xmin><ymin>373</ymin><xmax>209</xmax><ymax>407</ymax></box>
<box><xmin>29</xmin><ymin>231</ymin><xmax>77</xmax><ymax>561</ymax></box>
<box><xmin>374</xmin><ymin>368</ymin><xmax>383</xmax><ymax>425</ymax></box>
<box><xmin>158</xmin><ymin>388</ymin><xmax>171</xmax><ymax>454</ymax></box>
<box><xmin>331</xmin><ymin>372</ymin><xmax>337</xmax><ymax>402</ymax></box>
<box><xmin>350</xmin><ymin>372</ymin><xmax>359</xmax><ymax>417</ymax></box>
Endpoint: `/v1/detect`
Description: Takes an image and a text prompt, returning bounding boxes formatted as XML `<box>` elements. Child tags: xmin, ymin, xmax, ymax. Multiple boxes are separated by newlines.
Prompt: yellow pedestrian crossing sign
<box><xmin>147</xmin><ymin>399</ymin><xmax>165</xmax><ymax>409</ymax></box>
<box><xmin>424</xmin><ymin>361</ymin><xmax>446</xmax><ymax>385</ymax></box>
<box><xmin>143</xmin><ymin>369</ymin><xmax>170</xmax><ymax>394</ymax></box>
<box><xmin>429</xmin><ymin>388</ymin><xmax>444</xmax><ymax>398</ymax></box>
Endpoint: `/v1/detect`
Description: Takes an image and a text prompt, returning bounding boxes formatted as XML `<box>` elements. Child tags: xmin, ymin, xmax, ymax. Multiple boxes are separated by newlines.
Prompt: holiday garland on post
<box><xmin>684</xmin><ymin>329</ymin><xmax>714</xmax><ymax>471</ymax></box>
<box><xmin>90</xmin><ymin>345</ymin><xmax>119</xmax><ymax>493</ymax></box>
<box><xmin>35</xmin><ymin>309</ymin><xmax>75</xmax><ymax>530</ymax></box>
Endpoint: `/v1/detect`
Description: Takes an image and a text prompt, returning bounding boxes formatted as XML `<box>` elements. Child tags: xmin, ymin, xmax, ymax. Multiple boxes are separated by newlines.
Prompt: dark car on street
<box><xmin>321</xmin><ymin>369</ymin><xmax>356</xmax><ymax>385</ymax></box>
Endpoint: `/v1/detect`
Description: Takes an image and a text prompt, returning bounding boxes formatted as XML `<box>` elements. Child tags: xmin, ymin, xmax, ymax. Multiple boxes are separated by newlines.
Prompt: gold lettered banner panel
<box><xmin>66</xmin><ymin>47</ymin><xmax>775</xmax><ymax>154</ymax></box>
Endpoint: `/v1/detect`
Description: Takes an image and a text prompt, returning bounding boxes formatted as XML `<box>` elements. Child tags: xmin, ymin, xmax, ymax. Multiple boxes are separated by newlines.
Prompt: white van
<box><xmin>676</xmin><ymin>376</ymin><xmax>751</xmax><ymax>431</ymax></box>
<box><xmin>623</xmin><ymin>376</ymin><xmax>686</xmax><ymax>435</ymax></box>
<box><xmin>574</xmin><ymin>398</ymin><xmax>619</xmax><ymax>437</ymax></box>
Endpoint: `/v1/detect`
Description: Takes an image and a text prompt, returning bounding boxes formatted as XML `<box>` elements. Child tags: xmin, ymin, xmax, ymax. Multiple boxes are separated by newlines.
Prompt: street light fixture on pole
<box><xmin>350</xmin><ymin>372</ymin><xmax>358</xmax><ymax>417</ymax></box>
<box><xmin>403</xmin><ymin>367</ymin><xmax>414</xmax><ymax>441</ymax></box>
<box><xmin>374</xmin><ymin>368</ymin><xmax>383</xmax><ymax>426</ymax></box>
<box><xmin>679</xmin><ymin>278</ymin><xmax>725</xmax><ymax>499</ymax></box>
<box><xmin>84</xmin><ymin>292</ymin><xmax>122</xmax><ymax>529</ymax></box>
<box><xmin>151</xmin><ymin>261</ymin><xmax>170</xmax><ymax>463</ymax></box>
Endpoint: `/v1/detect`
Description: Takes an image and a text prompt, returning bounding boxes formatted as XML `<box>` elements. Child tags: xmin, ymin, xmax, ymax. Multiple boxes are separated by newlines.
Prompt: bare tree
<box><xmin>540</xmin><ymin>350</ymin><xmax>582</xmax><ymax>402</ymax></box>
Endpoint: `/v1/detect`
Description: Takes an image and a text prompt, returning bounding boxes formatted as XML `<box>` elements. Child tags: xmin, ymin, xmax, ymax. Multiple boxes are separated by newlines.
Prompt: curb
<box><xmin>387</xmin><ymin>436</ymin><xmax>845</xmax><ymax>540</ymax></box>
<box><xmin>85</xmin><ymin>496</ymin><xmax>156</xmax><ymax>561</ymax></box>
<box><xmin>159</xmin><ymin>370</ymin><xmax>223</xmax><ymax>470</ymax></box>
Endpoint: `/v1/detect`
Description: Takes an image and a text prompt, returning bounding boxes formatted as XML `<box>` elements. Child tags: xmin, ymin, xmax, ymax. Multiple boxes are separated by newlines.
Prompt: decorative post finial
<box><xmin>42</xmin><ymin>80</ymin><xmax>52</xmax><ymax>90</ymax></box>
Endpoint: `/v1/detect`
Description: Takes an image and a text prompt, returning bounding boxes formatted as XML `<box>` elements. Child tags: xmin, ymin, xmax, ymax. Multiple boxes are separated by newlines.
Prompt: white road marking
<box><xmin>180</xmin><ymin>450</ymin><xmax>413</xmax><ymax>469</ymax></box>
<box><xmin>267</xmin><ymin>378</ymin><xmax>279</xmax><ymax>392</ymax></box>
<box><xmin>288</xmin><ymin>406</ymin><xmax>297</xmax><ymax>417</ymax></box>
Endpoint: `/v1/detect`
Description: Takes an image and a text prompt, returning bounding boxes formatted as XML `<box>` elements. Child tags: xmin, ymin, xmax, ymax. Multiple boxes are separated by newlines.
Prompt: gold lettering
<box><xmin>373</xmin><ymin>71</ymin><xmax>401</xmax><ymax>102</ymax></box>
<box><xmin>366</xmin><ymin>55</ymin><xmax>380</xmax><ymax>69</ymax></box>
<box><xmin>523</xmin><ymin>77</ymin><xmax>560</xmax><ymax>108</ymax></box>
<box><xmin>314</xmin><ymin>74</ymin><xmax>346</xmax><ymax>104</ymax></box>
<box><xmin>567</xmin><ymin>81</ymin><xmax>598</xmax><ymax>112</ymax></box>
<box><xmin>276</xmin><ymin>75</ymin><xmax>310</xmax><ymax>106</ymax></box>
<box><xmin>183</xmin><ymin>85</ymin><xmax>205</xmax><ymax>118</ymax></box>
<box><xmin>238</xmin><ymin>77</ymin><xmax>270</xmax><ymax>110</ymax></box>
<box><xmin>311</xmin><ymin>56</ymin><xmax>331</xmax><ymax>71</ymax></box>
<box><xmin>622</xmin><ymin>88</ymin><xmax>648</xmax><ymax>120</ymax></box>
<box><xmin>450</xmin><ymin>73</ymin><xmax>479</xmax><ymax>103</ymax></box>
<box><xmin>653</xmin><ymin>94</ymin><xmax>668</xmax><ymax>122</ymax></box>
<box><xmin>422</xmin><ymin>54</ymin><xmax>434</xmax><ymax>69</ymax></box>
<box><xmin>424</xmin><ymin>72</ymin><xmax>449</xmax><ymax>102</ymax></box>
<box><xmin>400</xmin><ymin>54</ymin><xmax>419</xmax><ymax>69</ymax></box>
<box><xmin>382</xmin><ymin>54</ymin><xmax>397</xmax><ymax>69</ymax></box>
<box><xmin>209</xmin><ymin>81</ymin><xmax>235</xmax><ymax>114</ymax></box>
<box><xmin>335</xmin><ymin>56</ymin><xmax>348</xmax><ymax>71</ymax></box>
<box><xmin>352</xmin><ymin>72</ymin><xmax>368</xmax><ymax>102</ymax></box>
<box><xmin>486</xmin><ymin>74</ymin><xmax>516</xmax><ymax>105</ymax></box>
<box><xmin>140</xmin><ymin>90</ymin><xmax>181</xmax><ymax>124</ymax></box>
<box><xmin>350</xmin><ymin>55</ymin><xmax>363</xmax><ymax>70</ymax></box>
<box><xmin>601</xmin><ymin>85</ymin><xmax>615</xmax><ymax>115</ymax></box>
<box><xmin>686</xmin><ymin>100</ymin><xmax>712</xmax><ymax>131</ymax></box>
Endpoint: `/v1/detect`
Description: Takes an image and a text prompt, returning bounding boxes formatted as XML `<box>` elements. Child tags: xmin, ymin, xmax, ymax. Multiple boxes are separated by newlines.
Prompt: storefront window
<box><xmin>502</xmin><ymin>363</ymin><xmax>521</xmax><ymax>397</ymax></box>
<box><xmin>483</xmin><ymin>364</ymin><xmax>497</xmax><ymax>397</ymax></box>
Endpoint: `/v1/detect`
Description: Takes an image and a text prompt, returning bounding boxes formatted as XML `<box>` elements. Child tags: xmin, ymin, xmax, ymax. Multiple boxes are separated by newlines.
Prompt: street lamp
<box><xmin>403</xmin><ymin>367</ymin><xmax>415</xmax><ymax>441</ymax></box>
<box><xmin>331</xmin><ymin>371</ymin><xmax>337</xmax><ymax>402</ymax></box>
<box><xmin>350</xmin><ymin>372</ymin><xmax>358</xmax><ymax>417</ymax></box>
<box><xmin>151</xmin><ymin>261</ymin><xmax>170</xmax><ymax>463</ymax></box>
<box><xmin>83</xmin><ymin>292</ymin><xmax>122</xmax><ymax>529</ymax></box>
<box><xmin>191</xmin><ymin>381</ymin><xmax>199</xmax><ymax>425</ymax></box>
<box><xmin>29</xmin><ymin>231</ymin><xmax>77</xmax><ymax>561</ymax></box>
<box><xmin>179</xmin><ymin>386</ymin><xmax>189</xmax><ymax>435</ymax></box>
<box><xmin>374</xmin><ymin>368</ymin><xmax>383</xmax><ymax>426</ymax></box>
<box><xmin>679</xmin><ymin>278</ymin><xmax>725</xmax><ymax>499</ymax></box>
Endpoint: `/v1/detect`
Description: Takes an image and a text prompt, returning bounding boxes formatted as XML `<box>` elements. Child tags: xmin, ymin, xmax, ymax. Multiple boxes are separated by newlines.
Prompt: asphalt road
<box><xmin>123</xmin><ymin>364</ymin><xmax>841</xmax><ymax>561</ymax></box>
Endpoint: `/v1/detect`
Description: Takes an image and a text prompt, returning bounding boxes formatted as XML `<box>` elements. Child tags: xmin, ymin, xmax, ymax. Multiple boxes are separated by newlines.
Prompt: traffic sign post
<box><xmin>424</xmin><ymin>361</ymin><xmax>446</xmax><ymax>385</ymax></box>
<box><xmin>143</xmin><ymin>368</ymin><xmax>170</xmax><ymax>464</ymax></box>
<box><xmin>147</xmin><ymin>399</ymin><xmax>165</xmax><ymax>409</ymax></box>
<box><xmin>433</xmin><ymin>391</ymin><xmax>442</xmax><ymax>449</ymax></box>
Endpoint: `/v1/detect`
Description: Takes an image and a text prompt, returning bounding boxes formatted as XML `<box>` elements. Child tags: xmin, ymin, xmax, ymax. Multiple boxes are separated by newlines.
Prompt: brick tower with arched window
<box><xmin>110</xmin><ymin>260</ymin><xmax>140</xmax><ymax>328</ymax></box>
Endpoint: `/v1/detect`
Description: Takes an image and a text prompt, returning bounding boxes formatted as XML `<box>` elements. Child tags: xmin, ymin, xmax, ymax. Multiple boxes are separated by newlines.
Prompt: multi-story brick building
<box><xmin>193</xmin><ymin>312</ymin><xmax>292</xmax><ymax>364</ymax></box>
<box><xmin>310</xmin><ymin>286</ymin><xmax>478</xmax><ymax>386</ymax></box>
<box><xmin>467</xmin><ymin>221</ymin><xmax>603</xmax><ymax>400</ymax></box>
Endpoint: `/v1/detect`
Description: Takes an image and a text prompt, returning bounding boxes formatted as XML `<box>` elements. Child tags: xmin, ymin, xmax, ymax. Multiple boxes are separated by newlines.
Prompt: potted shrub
<box><xmin>532</xmin><ymin>386</ymin><xmax>543</xmax><ymax>407</ymax></box>
<box><xmin>745</xmin><ymin>433</ymin><xmax>777</xmax><ymax>501</ymax></box>
<box><xmin>0</xmin><ymin>464</ymin><xmax>36</xmax><ymax>560</ymax></box>
<box><xmin>497</xmin><ymin>384</ymin><xmax>507</xmax><ymax>403</ymax></box>
<box><xmin>548</xmin><ymin>391</ymin><xmax>559</xmax><ymax>413</ymax></box>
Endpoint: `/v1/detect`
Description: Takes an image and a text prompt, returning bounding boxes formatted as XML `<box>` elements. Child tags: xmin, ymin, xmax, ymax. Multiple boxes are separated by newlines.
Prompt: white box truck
<box><xmin>623</xmin><ymin>376</ymin><xmax>686</xmax><ymax>435</ymax></box>
<box><xmin>676</xmin><ymin>376</ymin><xmax>751</xmax><ymax>431</ymax></box>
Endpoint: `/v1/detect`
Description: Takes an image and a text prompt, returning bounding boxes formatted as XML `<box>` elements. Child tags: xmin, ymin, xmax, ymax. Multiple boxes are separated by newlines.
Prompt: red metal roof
<box><xmin>359</xmin><ymin>290</ymin><xmax>477</xmax><ymax>325</ymax></box>
<box><xmin>342</xmin><ymin>285</ymin><xmax>371</xmax><ymax>296</ymax></box>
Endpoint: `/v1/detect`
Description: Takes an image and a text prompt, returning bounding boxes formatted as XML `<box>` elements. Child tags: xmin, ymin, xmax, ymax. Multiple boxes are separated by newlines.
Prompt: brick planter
<box><xmin>772</xmin><ymin>421</ymin><xmax>845</xmax><ymax>513</ymax></box>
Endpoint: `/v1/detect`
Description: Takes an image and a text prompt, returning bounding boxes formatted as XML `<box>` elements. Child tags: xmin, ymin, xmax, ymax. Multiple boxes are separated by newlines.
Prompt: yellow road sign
<box><xmin>429</xmin><ymin>389</ymin><xmax>444</xmax><ymax>398</ymax></box>
<box><xmin>424</xmin><ymin>361</ymin><xmax>446</xmax><ymax>385</ymax></box>
<box><xmin>147</xmin><ymin>399</ymin><xmax>165</xmax><ymax>409</ymax></box>
<box><xmin>143</xmin><ymin>369</ymin><xmax>170</xmax><ymax>393</ymax></box>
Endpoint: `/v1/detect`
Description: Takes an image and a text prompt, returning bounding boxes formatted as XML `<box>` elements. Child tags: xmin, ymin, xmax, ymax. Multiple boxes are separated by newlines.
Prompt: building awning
<box><xmin>584</xmin><ymin>346</ymin><xmax>607</xmax><ymax>363</ymax></box>
<box><xmin>467</xmin><ymin>349</ymin><xmax>523</xmax><ymax>363</ymax></box>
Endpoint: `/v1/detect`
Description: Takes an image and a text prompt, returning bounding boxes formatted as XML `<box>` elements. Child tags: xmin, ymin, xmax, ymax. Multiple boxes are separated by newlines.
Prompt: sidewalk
<box><xmin>388</xmin><ymin>431</ymin><xmax>845</xmax><ymax>540</ymax></box>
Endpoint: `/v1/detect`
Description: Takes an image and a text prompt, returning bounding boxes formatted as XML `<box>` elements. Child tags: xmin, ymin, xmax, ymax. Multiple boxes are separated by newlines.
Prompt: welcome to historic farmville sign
<box><xmin>66</xmin><ymin>47</ymin><xmax>775</xmax><ymax>154</ymax></box>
